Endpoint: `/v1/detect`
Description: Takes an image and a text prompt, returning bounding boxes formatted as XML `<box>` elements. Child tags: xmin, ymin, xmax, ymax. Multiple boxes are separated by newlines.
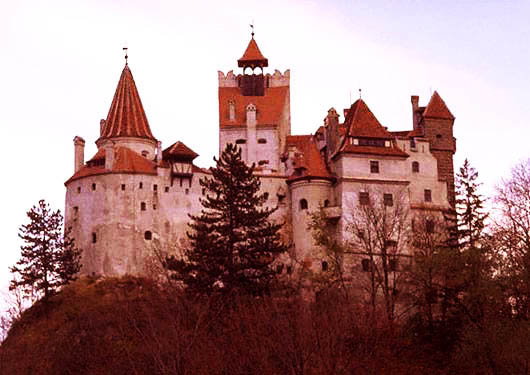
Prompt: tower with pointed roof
<box><xmin>65</xmin><ymin>62</ymin><xmax>207</xmax><ymax>276</ymax></box>
<box><xmin>218</xmin><ymin>34</ymin><xmax>291</xmax><ymax>173</ymax></box>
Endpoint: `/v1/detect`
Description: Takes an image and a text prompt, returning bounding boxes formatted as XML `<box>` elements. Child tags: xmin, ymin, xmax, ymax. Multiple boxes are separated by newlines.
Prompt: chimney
<box><xmin>246</xmin><ymin>103</ymin><xmax>257</xmax><ymax>165</ymax></box>
<box><xmin>157</xmin><ymin>141</ymin><xmax>162</xmax><ymax>163</ymax></box>
<box><xmin>104</xmin><ymin>143</ymin><xmax>114</xmax><ymax>171</ymax></box>
<box><xmin>100</xmin><ymin>119</ymin><xmax>106</xmax><ymax>136</ymax></box>
<box><xmin>73</xmin><ymin>136</ymin><xmax>85</xmax><ymax>173</ymax></box>
<box><xmin>228</xmin><ymin>100</ymin><xmax>235</xmax><ymax>121</ymax></box>
<box><xmin>411</xmin><ymin>96</ymin><xmax>419</xmax><ymax>129</ymax></box>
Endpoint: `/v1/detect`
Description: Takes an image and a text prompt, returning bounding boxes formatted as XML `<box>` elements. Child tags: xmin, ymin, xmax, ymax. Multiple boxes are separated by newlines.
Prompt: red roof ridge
<box><xmin>423</xmin><ymin>91</ymin><xmax>455</xmax><ymax>120</ymax></box>
<box><xmin>99</xmin><ymin>65</ymin><xmax>156</xmax><ymax>142</ymax></box>
<box><xmin>238</xmin><ymin>37</ymin><xmax>268</xmax><ymax>68</ymax></box>
<box><xmin>163</xmin><ymin>141</ymin><xmax>199</xmax><ymax>160</ymax></box>
<box><xmin>344</xmin><ymin>99</ymin><xmax>393</xmax><ymax>139</ymax></box>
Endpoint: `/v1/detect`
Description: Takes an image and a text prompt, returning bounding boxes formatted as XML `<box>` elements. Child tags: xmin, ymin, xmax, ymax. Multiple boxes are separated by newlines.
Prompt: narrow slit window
<box><xmin>139</xmin><ymin>182</ymin><xmax>143</xmax><ymax>189</ymax></box>
<box><xmin>424</xmin><ymin>189</ymin><xmax>432</xmax><ymax>202</ymax></box>
<box><xmin>92</xmin><ymin>232</ymin><xmax>97</xmax><ymax>243</ymax></box>
<box><xmin>121</xmin><ymin>184</ymin><xmax>125</xmax><ymax>191</ymax></box>
<box><xmin>77</xmin><ymin>187</ymin><xmax>81</xmax><ymax>194</ymax></box>
<box><xmin>92</xmin><ymin>183</ymin><xmax>96</xmax><ymax>191</ymax></box>
<box><xmin>165</xmin><ymin>186</ymin><xmax>169</xmax><ymax>193</ymax></box>
<box><xmin>322</xmin><ymin>261</ymin><xmax>328</xmax><ymax>272</ymax></box>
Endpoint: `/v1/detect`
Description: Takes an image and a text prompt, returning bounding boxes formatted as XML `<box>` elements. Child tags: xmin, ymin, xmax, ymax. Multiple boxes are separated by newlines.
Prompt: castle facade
<box><xmin>65</xmin><ymin>36</ymin><xmax>456</xmax><ymax>277</ymax></box>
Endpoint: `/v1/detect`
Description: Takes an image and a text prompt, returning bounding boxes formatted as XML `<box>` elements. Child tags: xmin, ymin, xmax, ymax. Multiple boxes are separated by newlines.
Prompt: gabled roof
<box><xmin>344</xmin><ymin>99</ymin><xmax>393</xmax><ymax>139</ymax></box>
<box><xmin>286</xmin><ymin>135</ymin><xmax>333</xmax><ymax>183</ymax></box>
<box><xmin>423</xmin><ymin>91</ymin><xmax>455</xmax><ymax>120</ymax></box>
<box><xmin>99</xmin><ymin>65</ymin><xmax>156</xmax><ymax>142</ymax></box>
<box><xmin>238</xmin><ymin>37</ymin><xmax>268</xmax><ymax>68</ymax></box>
<box><xmin>219</xmin><ymin>86</ymin><xmax>288</xmax><ymax>128</ymax></box>
<box><xmin>163</xmin><ymin>141</ymin><xmax>199</xmax><ymax>161</ymax></box>
<box><xmin>65</xmin><ymin>146</ymin><xmax>157</xmax><ymax>184</ymax></box>
<box><xmin>336</xmin><ymin>99</ymin><xmax>409</xmax><ymax>158</ymax></box>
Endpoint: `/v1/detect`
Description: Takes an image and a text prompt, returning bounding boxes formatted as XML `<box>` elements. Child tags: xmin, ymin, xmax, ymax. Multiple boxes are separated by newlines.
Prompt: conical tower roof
<box><xmin>423</xmin><ymin>91</ymin><xmax>455</xmax><ymax>120</ymax></box>
<box><xmin>99</xmin><ymin>65</ymin><xmax>156</xmax><ymax>141</ymax></box>
<box><xmin>238</xmin><ymin>37</ymin><xmax>268</xmax><ymax>68</ymax></box>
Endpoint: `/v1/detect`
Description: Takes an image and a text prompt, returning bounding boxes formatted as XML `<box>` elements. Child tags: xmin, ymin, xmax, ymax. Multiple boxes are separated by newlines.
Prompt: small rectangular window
<box><xmin>424</xmin><ymin>189</ymin><xmax>432</xmax><ymax>202</ymax></box>
<box><xmin>185</xmin><ymin>188</ymin><xmax>189</xmax><ymax>195</ymax></box>
<box><xmin>141</xmin><ymin>202</ymin><xmax>146</xmax><ymax>211</ymax></box>
<box><xmin>412</xmin><ymin>161</ymin><xmax>420</xmax><ymax>173</ymax></box>
<box><xmin>92</xmin><ymin>232</ymin><xmax>97</xmax><ymax>243</ymax></box>
<box><xmin>77</xmin><ymin>187</ymin><xmax>81</xmax><ymax>194</ymax></box>
<box><xmin>153</xmin><ymin>204</ymin><xmax>157</xmax><ymax>210</ymax></box>
<box><xmin>426</xmin><ymin>219</ymin><xmax>435</xmax><ymax>233</ymax></box>
<box><xmin>121</xmin><ymin>184</ymin><xmax>125</xmax><ymax>191</ymax></box>
<box><xmin>73</xmin><ymin>206</ymin><xmax>79</xmax><ymax>215</ymax></box>
<box><xmin>139</xmin><ymin>182</ymin><xmax>143</xmax><ymax>189</ymax></box>
<box><xmin>370</xmin><ymin>161</ymin><xmax>379</xmax><ymax>173</ymax></box>
<box><xmin>92</xmin><ymin>183</ymin><xmax>96</xmax><ymax>191</ymax></box>
<box><xmin>359</xmin><ymin>192</ymin><xmax>370</xmax><ymax>205</ymax></box>
<box><xmin>384</xmin><ymin>193</ymin><xmax>393</xmax><ymax>207</ymax></box>
<box><xmin>361</xmin><ymin>259</ymin><xmax>371</xmax><ymax>272</ymax></box>
<box><xmin>164</xmin><ymin>186</ymin><xmax>169</xmax><ymax>193</ymax></box>
<box><xmin>153</xmin><ymin>184</ymin><xmax>158</xmax><ymax>192</ymax></box>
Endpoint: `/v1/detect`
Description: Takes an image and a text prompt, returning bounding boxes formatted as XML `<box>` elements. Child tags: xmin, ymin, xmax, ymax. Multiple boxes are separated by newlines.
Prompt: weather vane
<box><xmin>123</xmin><ymin>47</ymin><xmax>128</xmax><ymax>65</ymax></box>
<box><xmin>359</xmin><ymin>88</ymin><xmax>362</xmax><ymax>99</ymax></box>
<box><xmin>250</xmin><ymin>22</ymin><xmax>254</xmax><ymax>38</ymax></box>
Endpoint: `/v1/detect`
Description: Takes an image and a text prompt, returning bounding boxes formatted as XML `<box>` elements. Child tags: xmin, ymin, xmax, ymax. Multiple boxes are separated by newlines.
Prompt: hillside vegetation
<box><xmin>0</xmin><ymin>276</ymin><xmax>452</xmax><ymax>375</ymax></box>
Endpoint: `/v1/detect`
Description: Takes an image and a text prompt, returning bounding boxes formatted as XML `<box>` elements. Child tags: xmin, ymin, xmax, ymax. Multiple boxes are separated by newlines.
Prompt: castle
<box><xmin>65</xmin><ymin>35</ymin><xmax>456</xmax><ymax>277</ymax></box>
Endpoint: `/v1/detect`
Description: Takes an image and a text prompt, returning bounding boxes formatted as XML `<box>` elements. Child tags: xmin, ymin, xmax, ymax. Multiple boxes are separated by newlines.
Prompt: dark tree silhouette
<box><xmin>166</xmin><ymin>143</ymin><xmax>286</xmax><ymax>296</ymax></box>
<box><xmin>10</xmin><ymin>200</ymin><xmax>82</xmax><ymax>302</ymax></box>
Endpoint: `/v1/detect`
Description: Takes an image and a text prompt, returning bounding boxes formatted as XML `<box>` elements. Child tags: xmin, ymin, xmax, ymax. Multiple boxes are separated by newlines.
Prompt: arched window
<box><xmin>300</xmin><ymin>199</ymin><xmax>308</xmax><ymax>210</ymax></box>
<box><xmin>412</xmin><ymin>161</ymin><xmax>420</xmax><ymax>173</ymax></box>
<box><xmin>144</xmin><ymin>231</ymin><xmax>152</xmax><ymax>240</ymax></box>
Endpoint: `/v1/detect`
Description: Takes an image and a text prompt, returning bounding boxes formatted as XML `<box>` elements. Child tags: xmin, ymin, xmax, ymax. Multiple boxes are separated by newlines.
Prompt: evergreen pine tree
<box><xmin>455</xmin><ymin>159</ymin><xmax>488</xmax><ymax>248</ymax></box>
<box><xmin>166</xmin><ymin>143</ymin><xmax>286</xmax><ymax>296</ymax></box>
<box><xmin>10</xmin><ymin>200</ymin><xmax>82</xmax><ymax>302</ymax></box>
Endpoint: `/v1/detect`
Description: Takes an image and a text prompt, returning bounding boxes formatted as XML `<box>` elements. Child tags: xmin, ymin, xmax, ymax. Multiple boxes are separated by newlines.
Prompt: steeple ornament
<box><xmin>123</xmin><ymin>47</ymin><xmax>128</xmax><ymax>65</ymax></box>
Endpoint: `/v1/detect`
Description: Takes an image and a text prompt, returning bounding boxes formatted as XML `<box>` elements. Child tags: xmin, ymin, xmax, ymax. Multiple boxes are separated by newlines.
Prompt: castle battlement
<box><xmin>218</xmin><ymin>69</ymin><xmax>290</xmax><ymax>88</ymax></box>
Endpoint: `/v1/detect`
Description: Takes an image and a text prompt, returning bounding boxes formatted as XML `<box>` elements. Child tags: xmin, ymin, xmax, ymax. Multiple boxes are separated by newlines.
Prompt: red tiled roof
<box><xmin>286</xmin><ymin>135</ymin><xmax>333</xmax><ymax>182</ymax></box>
<box><xmin>391</xmin><ymin>128</ymin><xmax>424</xmax><ymax>138</ymax></box>
<box><xmin>423</xmin><ymin>91</ymin><xmax>454</xmax><ymax>120</ymax></box>
<box><xmin>99</xmin><ymin>65</ymin><xmax>156</xmax><ymax>141</ymax></box>
<box><xmin>219</xmin><ymin>86</ymin><xmax>288</xmax><ymax>127</ymax></box>
<box><xmin>344</xmin><ymin>99</ymin><xmax>393</xmax><ymax>139</ymax></box>
<box><xmin>163</xmin><ymin>141</ymin><xmax>199</xmax><ymax>161</ymax></box>
<box><xmin>238</xmin><ymin>38</ymin><xmax>268</xmax><ymax>68</ymax></box>
<box><xmin>65</xmin><ymin>146</ymin><xmax>157</xmax><ymax>184</ymax></box>
<box><xmin>340</xmin><ymin>144</ymin><xmax>409</xmax><ymax>158</ymax></box>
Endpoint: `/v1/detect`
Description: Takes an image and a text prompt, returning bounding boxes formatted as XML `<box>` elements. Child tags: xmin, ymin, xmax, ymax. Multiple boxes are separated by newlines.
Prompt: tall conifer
<box><xmin>166</xmin><ymin>144</ymin><xmax>286</xmax><ymax>296</ymax></box>
<box><xmin>11</xmin><ymin>200</ymin><xmax>82</xmax><ymax>302</ymax></box>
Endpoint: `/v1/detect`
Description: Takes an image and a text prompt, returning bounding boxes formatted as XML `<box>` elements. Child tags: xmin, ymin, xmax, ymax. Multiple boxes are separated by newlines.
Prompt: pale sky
<box><xmin>1</xmin><ymin>0</ymin><xmax>529</xmax><ymax>303</ymax></box>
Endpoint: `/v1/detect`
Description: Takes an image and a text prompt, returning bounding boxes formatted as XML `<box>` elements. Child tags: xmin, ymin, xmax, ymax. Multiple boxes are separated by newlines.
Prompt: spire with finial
<box><xmin>238</xmin><ymin>27</ymin><xmax>268</xmax><ymax>69</ymax></box>
<box><xmin>97</xmin><ymin>52</ymin><xmax>156</xmax><ymax>143</ymax></box>
<box><xmin>250</xmin><ymin>22</ymin><xmax>254</xmax><ymax>39</ymax></box>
